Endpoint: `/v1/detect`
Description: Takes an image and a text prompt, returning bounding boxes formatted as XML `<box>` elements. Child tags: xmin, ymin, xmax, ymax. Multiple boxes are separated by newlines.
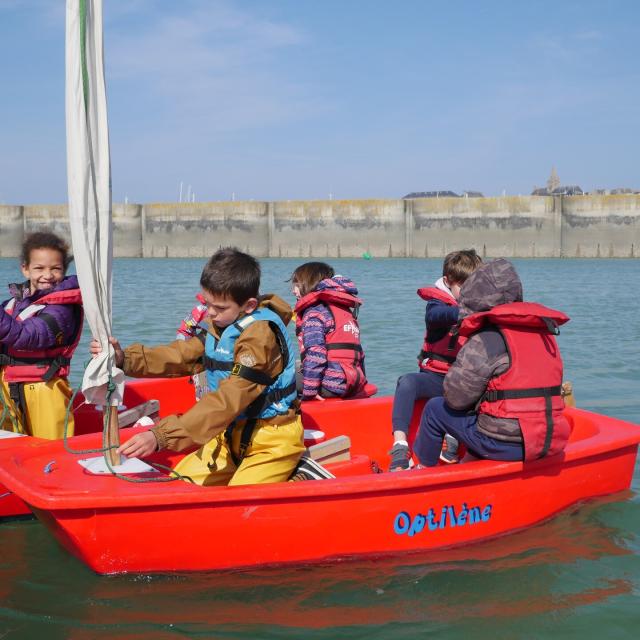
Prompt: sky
<box><xmin>1</xmin><ymin>0</ymin><xmax>639</xmax><ymax>204</ymax></box>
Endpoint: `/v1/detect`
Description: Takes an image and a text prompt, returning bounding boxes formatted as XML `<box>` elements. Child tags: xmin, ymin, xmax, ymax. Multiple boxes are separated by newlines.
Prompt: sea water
<box><xmin>0</xmin><ymin>257</ymin><xmax>639</xmax><ymax>639</ymax></box>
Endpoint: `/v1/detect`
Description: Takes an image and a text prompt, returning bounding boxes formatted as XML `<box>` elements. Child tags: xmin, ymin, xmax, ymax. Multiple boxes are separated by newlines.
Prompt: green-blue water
<box><xmin>1</xmin><ymin>257</ymin><xmax>639</xmax><ymax>639</ymax></box>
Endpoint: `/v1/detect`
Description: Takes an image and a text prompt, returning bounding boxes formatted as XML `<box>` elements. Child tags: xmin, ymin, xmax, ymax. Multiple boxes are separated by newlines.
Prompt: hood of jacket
<box><xmin>314</xmin><ymin>275</ymin><xmax>359</xmax><ymax>297</ymax></box>
<box><xmin>458</xmin><ymin>259</ymin><xmax>523</xmax><ymax>317</ymax></box>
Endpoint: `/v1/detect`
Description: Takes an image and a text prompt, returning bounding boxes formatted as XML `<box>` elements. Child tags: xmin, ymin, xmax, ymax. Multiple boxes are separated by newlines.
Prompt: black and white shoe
<box><xmin>389</xmin><ymin>442</ymin><xmax>414</xmax><ymax>472</ymax></box>
<box><xmin>290</xmin><ymin>454</ymin><xmax>336</xmax><ymax>481</ymax></box>
<box><xmin>439</xmin><ymin>434</ymin><xmax>460</xmax><ymax>464</ymax></box>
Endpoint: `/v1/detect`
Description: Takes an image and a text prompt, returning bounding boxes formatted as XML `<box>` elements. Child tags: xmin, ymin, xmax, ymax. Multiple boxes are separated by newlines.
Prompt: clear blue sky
<box><xmin>1</xmin><ymin>0</ymin><xmax>639</xmax><ymax>203</ymax></box>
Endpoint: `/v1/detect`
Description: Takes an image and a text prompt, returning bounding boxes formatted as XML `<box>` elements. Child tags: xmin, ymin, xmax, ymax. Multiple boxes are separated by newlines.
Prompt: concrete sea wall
<box><xmin>1</xmin><ymin>195</ymin><xmax>638</xmax><ymax>258</ymax></box>
<box><xmin>561</xmin><ymin>194</ymin><xmax>640</xmax><ymax>258</ymax></box>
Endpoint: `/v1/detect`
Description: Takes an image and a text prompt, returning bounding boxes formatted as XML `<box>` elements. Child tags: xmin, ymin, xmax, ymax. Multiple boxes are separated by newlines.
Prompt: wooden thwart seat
<box><xmin>117</xmin><ymin>399</ymin><xmax>160</xmax><ymax>428</ymax></box>
<box><xmin>306</xmin><ymin>434</ymin><xmax>351</xmax><ymax>464</ymax></box>
<box><xmin>305</xmin><ymin>435</ymin><xmax>375</xmax><ymax>477</ymax></box>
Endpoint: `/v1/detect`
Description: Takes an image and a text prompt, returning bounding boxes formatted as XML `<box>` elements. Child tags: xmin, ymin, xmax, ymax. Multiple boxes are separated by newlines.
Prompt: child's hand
<box><xmin>303</xmin><ymin>394</ymin><xmax>325</xmax><ymax>402</ymax></box>
<box><xmin>90</xmin><ymin>336</ymin><xmax>124</xmax><ymax>368</ymax></box>
<box><xmin>117</xmin><ymin>431</ymin><xmax>158</xmax><ymax>459</ymax></box>
<box><xmin>89</xmin><ymin>338</ymin><xmax>102</xmax><ymax>357</ymax></box>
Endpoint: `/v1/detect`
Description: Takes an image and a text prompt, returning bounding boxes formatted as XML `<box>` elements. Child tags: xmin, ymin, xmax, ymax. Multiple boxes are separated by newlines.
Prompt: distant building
<box><xmin>463</xmin><ymin>190</ymin><xmax>484</xmax><ymax>198</ymax></box>
<box><xmin>552</xmin><ymin>185</ymin><xmax>583</xmax><ymax>196</ymax></box>
<box><xmin>611</xmin><ymin>187</ymin><xmax>639</xmax><ymax>195</ymax></box>
<box><xmin>531</xmin><ymin>187</ymin><xmax>550</xmax><ymax>196</ymax></box>
<box><xmin>592</xmin><ymin>187</ymin><xmax>639</xmax><ymax>195</ymax></box>
<box><xmin>402</xmin><ymin>190</ymin><xmax>460</xmax><ymax>199</ymax></box>
<box><xmin>531</xmin><ymin>184</ymin><xmax>584</xmax><ymax>196</ymax></box>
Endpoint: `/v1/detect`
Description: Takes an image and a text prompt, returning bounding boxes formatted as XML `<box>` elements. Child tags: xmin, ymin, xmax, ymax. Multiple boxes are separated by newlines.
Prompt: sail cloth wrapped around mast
<box><xmin>65</xmin><ymin>0</ymin><xmax>124</xmax><ymax>407</ymax></box>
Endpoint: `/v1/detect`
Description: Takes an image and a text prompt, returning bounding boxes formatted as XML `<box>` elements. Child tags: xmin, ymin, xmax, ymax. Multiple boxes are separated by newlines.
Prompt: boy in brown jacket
<box><xmin>91</xmin><ymin>248</ymin><xmax>305</xmax><ymax>486</ymax></box>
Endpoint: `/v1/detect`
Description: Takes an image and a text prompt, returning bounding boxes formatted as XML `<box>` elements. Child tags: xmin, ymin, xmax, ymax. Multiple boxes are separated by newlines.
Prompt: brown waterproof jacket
<box><xmin>123</xmin><ymin>294</ymin><xmax>299</xmax><ymax>452</ymax></box>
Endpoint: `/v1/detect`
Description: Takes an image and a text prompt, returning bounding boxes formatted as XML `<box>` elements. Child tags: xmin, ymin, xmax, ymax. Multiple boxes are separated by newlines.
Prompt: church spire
<box><xmin>547</xmin><ymin>166</ymin><xmax>560</xmax><ymax>192</ymax></box>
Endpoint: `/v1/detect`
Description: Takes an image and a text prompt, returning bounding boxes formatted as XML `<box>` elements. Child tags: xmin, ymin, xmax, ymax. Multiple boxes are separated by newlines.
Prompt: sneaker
<box><xmin>289</xmin><ymin>454</ymin><xmax>336</xmax><ymax>481</ymax></box>
<box><xmin>389</xmin><ymin>442</ymin><xmax>414</xmax><ymax>472</ymax></box>
<box><xmin>439</xmin><ymin>434</ymin><xmax>459</xmax><ymax>464</ymax></box>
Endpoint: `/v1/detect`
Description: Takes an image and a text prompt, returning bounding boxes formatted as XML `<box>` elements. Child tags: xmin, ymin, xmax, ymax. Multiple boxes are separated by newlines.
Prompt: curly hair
<box><xmin>21</xmin><ymin>231</ymin><xmax>72</xmax><ymax>269</ymax></box>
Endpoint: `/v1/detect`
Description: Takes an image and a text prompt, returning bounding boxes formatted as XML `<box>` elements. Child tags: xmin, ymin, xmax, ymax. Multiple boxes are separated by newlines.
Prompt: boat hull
<box><xmin>32</xmin><ymin>442</ymin><xmax>638</xmax><ymax>574</ymax></box>
<box><xmin>0</xmin><ymin>490</ymin><xmax>31</xmax><ymax>519</ymax></box>
<box><xmin>0</xmin><ymin>387</ymin><xmax>638</xmax><ymax>573</ymax></box>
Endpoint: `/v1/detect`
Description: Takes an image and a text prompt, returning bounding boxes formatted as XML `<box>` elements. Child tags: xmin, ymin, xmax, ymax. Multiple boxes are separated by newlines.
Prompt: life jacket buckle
<box><xmin>231</xmin><ymin>363</ymin><xmax>241</xmax><ymax>376</ymax></box>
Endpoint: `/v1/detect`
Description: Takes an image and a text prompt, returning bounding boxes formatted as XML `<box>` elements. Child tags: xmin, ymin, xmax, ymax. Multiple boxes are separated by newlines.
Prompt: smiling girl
<box><xmin>0</xmin><ymin>231</ymin><xmax>83</xmax><ymax>438</ymax></box>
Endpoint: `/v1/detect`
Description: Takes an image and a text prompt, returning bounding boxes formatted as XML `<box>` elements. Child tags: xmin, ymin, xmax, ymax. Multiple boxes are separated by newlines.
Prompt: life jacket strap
<box><xmin>41</xmin><ymin>355</ymin><xmax>72</xmax><ymax>382</ymax></box>
<box><xmin>326</xmin><ymin>343</ymin><xmax>363</xmax><ymax>352</ymax></box>
<box><xmin>541</xmin><ymin>394</ymin><xmax>554</xmax><ymax>458</ymax></box>
<box><xmin>482</xmin><ymin>385</ymin><xmax>563</xmax><ymax>403</ymax></box>
<box><xmin>482</xmin><ymin>384</ymin><xmax>563</xmax><ymax>460</ymax></box>
<box><xmin>301</xmin><ymin>343</ymin><xmax>363</xmax><ymax>367</ymax></box>
<box><xmin>224</xmin><ymin>418</ymin><xmax>258</xmax><ymax>467</ymax></box>
<box><xmin>8</xmin><ymin>382</ymin><xmax>26</xmax><ymax>417</ymax></box>
<box><xmin>0</xmin><ymin>353</ymin><xmax>71</xmax><ymax>381</ymax></box>
<box><xmin>230</xmin><ymin>363</ymin><xmax>275</xmax><ymax>386</ymax></box>
<box><xmin>202</xmin><ymin>356</ymin><xmax>233</xmax><ymax>372</ymax></box>
<box><xmin>541</xmin><ymin>317</ymin><xmax>561</xmax><ymax>335</ymax></box>
<box><xmin>447</xmin><ymin>326</ymin><xmax>460</xmax><ymax>351</ymax></box>
<box><xmin>244</xmin><ymin>381</ymin><xmax>297</xmax><ymax>419</ymax></box>
<box><xmin>202</xmin><ymin>356</ymin><xmax>276</xmax><ymax>387</ymax></box>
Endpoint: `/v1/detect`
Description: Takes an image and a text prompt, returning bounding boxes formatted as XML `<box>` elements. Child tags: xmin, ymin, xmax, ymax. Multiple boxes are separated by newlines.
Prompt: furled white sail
<box><xmin>65</xmin><ymin>0</ymin><xmax>124</xmax><ymax>406</ymax></box>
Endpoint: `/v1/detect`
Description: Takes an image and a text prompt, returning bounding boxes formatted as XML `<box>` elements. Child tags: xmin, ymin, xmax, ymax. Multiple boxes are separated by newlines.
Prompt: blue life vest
<box><xmin>203</xmin><ymin>307</ymin><xmax>297</xmax><ymax>420</ymax></box>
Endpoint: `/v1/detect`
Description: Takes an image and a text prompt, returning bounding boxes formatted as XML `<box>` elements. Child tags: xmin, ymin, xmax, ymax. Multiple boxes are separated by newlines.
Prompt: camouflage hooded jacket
<box><xmin>443</xmin><ymin>259</ymin><xmax>524</xmax><ymax>442</ymax></box>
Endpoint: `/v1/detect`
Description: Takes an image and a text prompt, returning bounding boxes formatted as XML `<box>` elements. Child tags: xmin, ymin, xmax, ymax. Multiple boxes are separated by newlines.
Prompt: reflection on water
<box><xmin>1</xmin><ymin>497</ymin><xmax>638</xmax><ymax>638</ymax></box>
<box><xmin>0</xmin><ymin>257</ymin><xmax>639</xmax><ymax>638</ymax></box>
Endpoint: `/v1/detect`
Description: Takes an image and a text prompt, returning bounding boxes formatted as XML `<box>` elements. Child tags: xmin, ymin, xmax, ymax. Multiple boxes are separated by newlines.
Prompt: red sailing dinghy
<box><xmin>0</xmin><ymin>375</ymin><xmax>639</xmax><ymax>575</ymax></box>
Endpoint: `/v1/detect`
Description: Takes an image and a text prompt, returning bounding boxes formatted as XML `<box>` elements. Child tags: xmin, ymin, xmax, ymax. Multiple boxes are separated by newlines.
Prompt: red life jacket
<box><xmin>176</xmin><ymin>293</ymin><xmax>208</xmax><ymax>340</ymax></box>
<box><xmin>1</xmin><ymin>288</ymin><xmax>84</xmax><ymax>383</ymax></box>
<box><xmin>417</xmin><ymin>286</ymin><xmax>465</xmax><ymax>374</ymax></box>
<box><xmin>295</xmin><ymin>289</ymin><xmax>367</xmax><ymax>396</ymax></box>
<box><xmin>458</xmin><ymin>302</ymin><xmax>570</xmax><ymax>461</ymax></box>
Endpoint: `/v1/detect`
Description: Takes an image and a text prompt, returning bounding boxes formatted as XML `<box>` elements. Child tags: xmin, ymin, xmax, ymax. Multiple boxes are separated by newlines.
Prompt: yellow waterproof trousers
<box><xmin>0</xmin><ymin>372</ymin><xmax>75</xmax><ymax>439</ymax></box>
<box><xmin>173</xmin><ymin>415</ymin><xmax>305</xmax><ymax>486</ymax></box>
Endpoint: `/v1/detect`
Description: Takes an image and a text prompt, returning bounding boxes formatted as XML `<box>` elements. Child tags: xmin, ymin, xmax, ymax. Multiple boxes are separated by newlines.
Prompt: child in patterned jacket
<box><xmin>291</xmin><ymin>262</ymin><xmax>368</xmax><ymax>401</ymax></box>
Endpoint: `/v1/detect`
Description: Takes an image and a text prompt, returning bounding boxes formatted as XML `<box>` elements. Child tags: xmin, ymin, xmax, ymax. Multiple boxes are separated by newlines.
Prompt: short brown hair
<box><xmin>290</xmin><ymin>262</ymin><xmax>335</xmax><ymax>297</ymax></box>
<box><xmin>21</xmin><ymin>231</ymin><xmax>72</xmax><ymax>270</ymax></box>
<box><xmin>442</xmin><ymin>249</ymin><xmax>482</xmax><ymax>284</ymax></box>
<box><xmin>200</xmin><ymin>247</ymin><xmax>260</xmax><ymax>304</ymax></box>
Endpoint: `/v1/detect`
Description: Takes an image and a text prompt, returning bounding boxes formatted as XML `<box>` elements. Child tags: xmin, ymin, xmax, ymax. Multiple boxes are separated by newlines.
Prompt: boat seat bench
<box><xmin>326</xmin><ymin>453</ymin><xmax>374</xmax><ymax>477</ymax></box>
<box><xmin>117</xmin><ymin>399</ymin><xmax>160</xmax><ymax>428</ymax></box>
